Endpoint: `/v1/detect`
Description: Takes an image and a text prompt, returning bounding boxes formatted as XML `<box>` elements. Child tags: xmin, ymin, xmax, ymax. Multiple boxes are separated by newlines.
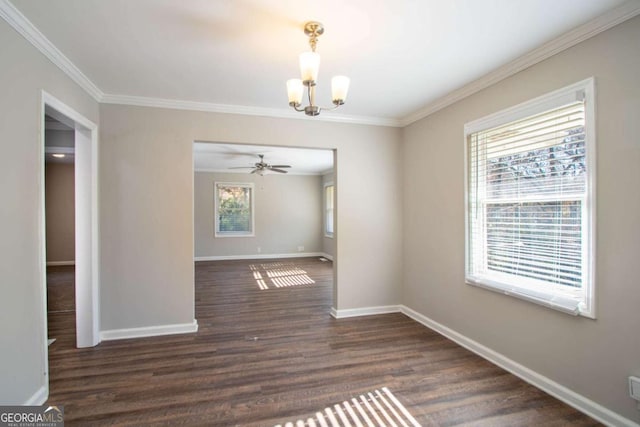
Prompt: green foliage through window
<box><xmin>216</xmin><ymin>184</ymin><xmax>253</xmax><ymax>234</ymax></box>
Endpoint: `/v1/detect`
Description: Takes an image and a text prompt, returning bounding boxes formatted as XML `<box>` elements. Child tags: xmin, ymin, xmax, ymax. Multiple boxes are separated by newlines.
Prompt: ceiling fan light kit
<box><xmin>287</xmin><ymin>21</ymin><xmax>350</xmax><ymax>117</ymax></box>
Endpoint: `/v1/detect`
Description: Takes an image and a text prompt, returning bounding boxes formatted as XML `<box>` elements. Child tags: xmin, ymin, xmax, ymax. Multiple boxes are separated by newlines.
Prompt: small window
<box><xmin>215</xmin><ymin>182</ymin><xmax>254</xmax><ymax>237</ymax></box>
<box><xmin>324</xmin><ymin>183</ymin><xmax>334</xmax><ymax>237</ymax></box>
<box><xmin>465</xmin><ymin>78</ymin><xmax>595</xmax><ymax>317</ymax></box>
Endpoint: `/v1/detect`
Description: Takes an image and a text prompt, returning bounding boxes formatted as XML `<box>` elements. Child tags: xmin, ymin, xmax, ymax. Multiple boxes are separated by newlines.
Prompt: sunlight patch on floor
<box><xmin>249</xmin><ymin>262</ymin><xmax>316</xmax><ymax>290</ymax></box>
<box><xmin>274</xmin><ymin>387</ymin><xmax>421</xmax><ymax>427</ymax></box>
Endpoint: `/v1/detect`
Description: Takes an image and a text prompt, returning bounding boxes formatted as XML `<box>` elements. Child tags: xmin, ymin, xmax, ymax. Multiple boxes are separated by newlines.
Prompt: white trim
<box><xmin>401</xmin><ymin>1</ymin><xmax>640</xmax><ymax>126</ymax></box>
<box><xmin>464</xmin><ymin>78</ymin><xmax>593</xmax><ymax>134</ymax></box>
<box><xmin>324</xmin><ymin>182</ymin><xmax>335</xmax><ymax>238</ymax></box>
<box><xmin>46</xmin><ymin>260</ymin><xmax>75</xmax><ymax>266</ymax></box>
<box><xmin>463</xmin><ymin>78</ymin><xmax>596</xmax><ymax>318</ymax></box>
<box><xmin>24</xmin><ymin>385</ymin><xmax>48</xmax><ymax>406</ymax></box>
<box><xmin>584</xmin><ymin>78</ymin><xmax>597</xmax><ymax>319</ymax></box>
<box><xmin>0</xmin><ymin>0</ymin><xmax>103</xmax><ymax>101</ymax></box>
<box><xmin>100</xmin><ymin>320</ymin><xmax>198</xmax><ymax>341</ymax></box>
<box><xmin>101</xmin><ymin>94</ymin><xmax>402</xmax><ymax>128</ymax></box>
<box><xmin>37</xmin><ymin>99</ymin><xmax>49</xmax><ymax>412</ymax></box>
<box><xmin>195</xmin><ymin>252</ymin><xmax>326</xmax><ymax>262</ymax></box>
<box><xmin>330</xmin><ymin>305</ymin><xmax>401</xmax><ymax>319</ymax></box>
<box><xmin>399</xmin><ymin>305</ymin><xmax>639</xmax><ymax>427</ymax></box>
<box><xmin>320</xmin><ymin>253</ymin><xmax>334</xmax><ymax>261</ymax></box>
<box><xmin>42</xmin><ymin>92</ymin><xmax>97</xmax><ymax>135</ymax></box>
<box><xmin>38</xmin><ymin>92</ymin><xmax>100</xmax><ymax>411</ymax></box>
<box><xmin>42</xmin><ymin>91</ymin><xmax>101</xmax><ymax>350</ymax></box>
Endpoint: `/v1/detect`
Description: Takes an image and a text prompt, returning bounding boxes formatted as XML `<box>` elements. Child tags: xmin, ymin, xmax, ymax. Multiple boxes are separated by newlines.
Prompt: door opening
<box><xmin>40</xmin><ymin>92</ymin><xmax>100</xmax><ymax>395</ymax></box>
<box><xmin>44</xmin><ymin>117</ymin><xmax>76</xmax><ymax>350</ymax></box>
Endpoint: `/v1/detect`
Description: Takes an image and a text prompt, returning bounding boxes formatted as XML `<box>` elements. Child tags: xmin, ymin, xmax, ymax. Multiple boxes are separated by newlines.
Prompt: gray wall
<box><xmin>0</xmin><ymin>19</ymin><xmax>99</xmax><ymax>404</ymax></box>
<box><xmin>45</xmin><ymin>162</ymin><xmax>75</xmax><ymax>262</ymax></box>
<box><xmin>402</xmin><ymin>15</ymin><xmax>640</xmax><ymax>422</ymax></box>
<box><xmin>5</xmin><ymin>6</ymin><xmax>635</xmax><ymax>421</ymax></box>
<box><xmin>194</xmin><ymin>171</ymin><xmax>323</xmax><ymax>257</ymax></box>
<box><xmin>99</xmin><ymin>104</ymin><xmax>403</xmax><ymax>331</ymax></box>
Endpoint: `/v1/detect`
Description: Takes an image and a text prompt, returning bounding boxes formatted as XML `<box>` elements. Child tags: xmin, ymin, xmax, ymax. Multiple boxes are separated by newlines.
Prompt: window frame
<box><xmin>214</xmin><ymin>182</ymin><xmax>255</xmax><ymax>238</ymax></box>
<box><xmin>464</xmin><ymin>78</ymin><xmax>596</xmax><ymax>318</ymax></box>
<box><xmin>324</xmin><ymin>182</ymin><xmax>335</xmax><ymax>238</ymax></box>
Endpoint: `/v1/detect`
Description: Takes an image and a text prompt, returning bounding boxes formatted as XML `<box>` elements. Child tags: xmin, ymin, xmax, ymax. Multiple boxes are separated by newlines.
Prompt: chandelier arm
<box><xmin>291</xmin><ymin>104</ymin><xmax>306</xmax><ymax>112</ymax></box>
<box><xmin>318</xmin><ymin>104</ymin><xmax>341</xmax><ymax>112</ymax></box>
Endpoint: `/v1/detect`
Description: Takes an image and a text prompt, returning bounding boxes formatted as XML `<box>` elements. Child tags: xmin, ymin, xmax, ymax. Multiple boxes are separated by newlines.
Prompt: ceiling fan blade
<box><xmin>269</xmin><ymin>165</ymin><xmax>291</xmax><ymax>168</ymax></box>
<box><xmin>269</xmin><ymin>168</ymin><xmax>288</xmax><ymax>173</ymax></box>
<box><xmin>250</xmin><ymin>168</ymin><xmax>258</xmax><ymax>174</ymax></box>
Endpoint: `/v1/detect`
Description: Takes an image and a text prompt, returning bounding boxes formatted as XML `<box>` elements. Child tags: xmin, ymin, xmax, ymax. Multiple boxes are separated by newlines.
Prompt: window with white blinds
<box><xmin>465</xmin><ymin>79</ymin><xmax>595</xmax><ymax>318</ymax></box>
<box><xmin>325</xmin><ymin>184</ymin><xmax>334</xmax><ymax>237</ymax></box>
<box><xmin>215</xmin><ymin>182</ymin><xmax>255</xmax><ymax>237</ymax></box>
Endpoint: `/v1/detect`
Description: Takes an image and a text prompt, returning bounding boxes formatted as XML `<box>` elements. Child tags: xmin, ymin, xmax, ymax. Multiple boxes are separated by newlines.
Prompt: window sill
<box><xmin>215</xmin><ymin>233</ymin><xmax>255</xmax><ymax>238</ymax></box>
<box><xmin>466</xmin><ymin>277</ymin><xmax>594</xmax><ymax>319</ymax></box>
<box><xmin>324</xmin><ymin>234</ymin><xmax>334</xmax><ymax>239</ymax></box>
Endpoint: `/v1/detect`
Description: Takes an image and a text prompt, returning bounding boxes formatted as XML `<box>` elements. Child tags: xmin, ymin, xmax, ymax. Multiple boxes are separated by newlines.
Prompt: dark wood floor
<box><xmin>47</xmin><ymin>265</ymin><xmax>76</xmax><ymax>347</ymax></box>
<box><xmin>46</xmin><ymin>258</ymin><xmax>599</xmax><ymax>426</ymax></box>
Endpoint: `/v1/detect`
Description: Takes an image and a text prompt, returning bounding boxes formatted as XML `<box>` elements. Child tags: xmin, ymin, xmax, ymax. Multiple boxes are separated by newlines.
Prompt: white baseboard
<box><xmin>331</xmin><ymin>305</ymin><xmax>401</xmax><ymax>319</ymax></box>
<box><xmin>100</xmin><ymin>319</ymin><xmax>198</xmax><ymax>341</ymax></box>
<box><xmin>24</xmin><ymin>385</ymin><xmax>47</xmax><ymax>405</ymax></box>
<box><xmin>195</xmin><ymin>252</ymin><xmax>326</xmax><ymax>262</ymax></box>
<box><xmin>399</xmin><ymin>305</ymin><xmax>639</xmax><ymax>427</ymax></box>
<box><xmin>46</xmin><ymin>261</ymin><xmax>75</xmax><ymax>266</ymax></box>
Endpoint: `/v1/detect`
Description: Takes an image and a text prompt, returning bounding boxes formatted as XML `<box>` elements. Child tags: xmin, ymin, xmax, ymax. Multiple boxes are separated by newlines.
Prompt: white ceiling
<box><xmin>6</xmin><ymin>0</ymin><xmax>635</xmax><ymax>125</ymax></box>
<box><xmin>194</xmin><ymin>143</ymin><xmax>333</xmax><ymax>176</ymax></box>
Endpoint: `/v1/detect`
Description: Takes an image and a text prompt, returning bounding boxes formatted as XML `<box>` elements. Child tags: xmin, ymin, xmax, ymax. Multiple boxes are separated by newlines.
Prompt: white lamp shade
<box><xmin>299</xmin><ymin>52</ymin><xmax>320</xmax><ymax>82</ymax></box>
<box><xmin>331</xmin><ymin>76</ymin><xmax>350</xmax><ymax>103</ymax></box>
<box><xmin>287</xmin><ymin>79</ymin><xmax>304</xmax><ymax>104</ymax></box>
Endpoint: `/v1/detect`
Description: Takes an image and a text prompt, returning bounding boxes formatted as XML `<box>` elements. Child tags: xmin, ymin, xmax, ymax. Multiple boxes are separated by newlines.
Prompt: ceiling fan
<box><xmin>230</xmin><ymin>154</ymin><xmax>291</xmax><ymax>175</ymax></box>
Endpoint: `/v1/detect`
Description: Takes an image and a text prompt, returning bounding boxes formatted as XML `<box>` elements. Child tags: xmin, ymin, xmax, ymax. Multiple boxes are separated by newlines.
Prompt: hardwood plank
<box><xmin>46</xmin><ymin>257</ymin><xmax>600</xmax><ymax>426</ymax></box>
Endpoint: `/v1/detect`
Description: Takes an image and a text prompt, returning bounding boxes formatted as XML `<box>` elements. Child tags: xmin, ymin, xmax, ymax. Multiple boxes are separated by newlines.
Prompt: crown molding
<box><xmin>100</xmin><ymin>94</ymin><xmax>402</xmax><ymax>127</ymax></box>
<box><xmin>0</xmin><ymin>0</ymin><xmax>103</xmax><ymax>101</ymax></box>
<box><xmin>1</xmin><ymin>0</ymin><xmax>395</xmax><ymax>126</ymax></box>
<box><xmin>3</xmin><ymin>0</ymin><xmax>638</xmax><ymax>128</ymax></box>
<box><xmin>400</xmin><ymin>0</ymin><xmax>640</xmax><ymax>126</ymax></box>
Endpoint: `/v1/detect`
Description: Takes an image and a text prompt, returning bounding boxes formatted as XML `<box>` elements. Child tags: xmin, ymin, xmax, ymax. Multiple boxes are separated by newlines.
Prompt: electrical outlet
<box><xmin>257</xmin><ymin>247</ymin><xmax>261</xmax><ymax>253</ymax></box>
<box><xmin>298</xmin><ymin>246</ymin><xmax>304</xmax><ymax>252</ymax></box>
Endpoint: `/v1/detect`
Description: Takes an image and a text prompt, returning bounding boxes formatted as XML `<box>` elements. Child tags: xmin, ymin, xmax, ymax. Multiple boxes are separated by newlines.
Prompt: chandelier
<box><xmin>286</xmin><ymin>21</ymin><xmax>350</xmax><ymax>116</ymax></box>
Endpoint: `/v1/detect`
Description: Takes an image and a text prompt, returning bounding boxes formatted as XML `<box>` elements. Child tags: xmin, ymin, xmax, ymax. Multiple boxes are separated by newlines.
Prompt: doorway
<box><xmin>40</xmin><ymin>92</ymin><xmax>100</xmax><ymax>382</ymax></box>
<box><xmin>44</xmin><ymin>117</ymin><xmax>76</xmax><ymax>350</ymax></box>
<box><xmin>192</xmin><ymin>142</ymin><xmax>337</xmax><ymax>311</ymax></box>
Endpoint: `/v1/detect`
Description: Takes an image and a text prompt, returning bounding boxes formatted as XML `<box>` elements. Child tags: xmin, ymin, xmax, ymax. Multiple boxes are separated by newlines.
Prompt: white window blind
<box><xmin>325</xmin><ymin>184</ymin><xmax>334</xmax><ymax>236</ymax></box>
<box><xmin>465</xmin><ymin>79</ymin><xmax>595</xmax><ymax>317</ymax></box>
